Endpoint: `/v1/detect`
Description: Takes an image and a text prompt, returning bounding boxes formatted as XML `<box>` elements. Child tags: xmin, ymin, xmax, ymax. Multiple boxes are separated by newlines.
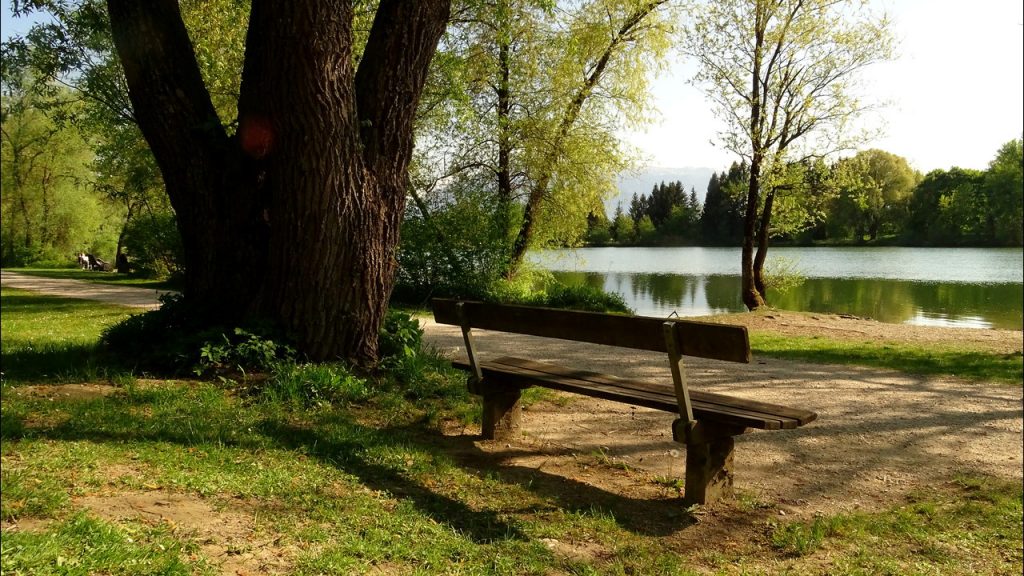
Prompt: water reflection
<box><xmin>553</xmin><ymin>272</ymin><xmax>1024</xmax><ymax>330</ymax></box>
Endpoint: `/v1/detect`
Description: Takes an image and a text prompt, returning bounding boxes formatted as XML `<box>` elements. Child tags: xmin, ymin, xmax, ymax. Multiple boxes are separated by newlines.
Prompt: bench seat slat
<box><xmin>455</xmin><ymin>357</ymin><xmax>816</xmax><ymax>430</ymax></box>
<box><xmin>489</xmin><ymin>357</ymin><xmax>817</xmax><ymax>426</ymax></box>
<box><xmin>471</xmin><ymin>359</ymin><xmax>788</xmax><ymax>430</ymax></box>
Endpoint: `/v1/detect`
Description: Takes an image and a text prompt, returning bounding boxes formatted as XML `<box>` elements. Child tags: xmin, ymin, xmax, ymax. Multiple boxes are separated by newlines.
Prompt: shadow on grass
<box><xmin>0</xmin><ymin>344</ymin><xmax>118</xmax><ymax>383</ymax></box>
<box><xmin>3</xmin><ymin>385</ymin><xmax>694</xmax><ymax>541</ymax></box>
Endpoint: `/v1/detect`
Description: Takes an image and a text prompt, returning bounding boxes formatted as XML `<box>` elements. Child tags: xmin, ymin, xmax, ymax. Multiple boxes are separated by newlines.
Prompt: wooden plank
<box><xmin>490</xmin><ymin>357</ymin><xmax>817</xmax><ymax>426</ymax></box>
<box><xmin>432</xmin><ymin>298</ymin><xmax>751</xmax><ymax>363</ymax></box>
<box><xmin>454</xmin><ymin>358</ymin><xmax>815</xmax><ymax>430</ymax></box>
<box><xmin>475</xmin><ymin>361</ymin><xmax>787</xmax><ymax>430</ymax></box>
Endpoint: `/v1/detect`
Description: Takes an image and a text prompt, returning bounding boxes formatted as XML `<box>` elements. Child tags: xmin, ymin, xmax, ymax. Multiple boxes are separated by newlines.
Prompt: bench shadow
<box><xmin>378</xmin><ymin>422</ymin><xmax>698</xmax><ymax>537</ymax></box>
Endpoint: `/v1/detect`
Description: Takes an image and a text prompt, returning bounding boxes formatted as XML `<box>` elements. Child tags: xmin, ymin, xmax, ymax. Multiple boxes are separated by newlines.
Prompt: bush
<box><xmin>100</xmin><ymin>293</ymin><xmax>290</xmax><ymax>374</ymax></box>
<box><xmin>486</xmin><ymin>268</ymin><xmax>631</xmax><ymax>313</ymax></box>
<box><xmin>121</xmin><ymin>211</ymin><xmax>183</xmax><ymax>279</ymax></box>
<box><xmin>378</xmin><ymin>310</ymin><xmax>424</xmax><ymax>364</ymax></box>
<box><xmin>196</xmin><ymin>328</ymin><xmax>296</xmax><ymax>377</ymax></box>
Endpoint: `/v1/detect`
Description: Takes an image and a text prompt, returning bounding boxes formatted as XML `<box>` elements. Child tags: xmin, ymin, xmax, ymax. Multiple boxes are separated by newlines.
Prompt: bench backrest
<box><xmin>431</xmin><ymin>298</ymin><xmax>750</xmax><ymax>363</ymax></box>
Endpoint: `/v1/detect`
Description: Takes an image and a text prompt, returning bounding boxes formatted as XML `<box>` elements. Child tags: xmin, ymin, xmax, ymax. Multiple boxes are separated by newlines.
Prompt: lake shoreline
<box><xmin>690</xmin><ymin>307</ymin><xmax>1024</xmax><ymax>355</ymax></box>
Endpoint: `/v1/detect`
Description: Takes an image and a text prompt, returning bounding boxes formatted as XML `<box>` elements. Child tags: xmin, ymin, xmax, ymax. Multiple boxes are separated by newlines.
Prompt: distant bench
<box><xmin>431</xmin><ymin>298</ymin><xmax>818</xmax><ymax>505</ymax></box>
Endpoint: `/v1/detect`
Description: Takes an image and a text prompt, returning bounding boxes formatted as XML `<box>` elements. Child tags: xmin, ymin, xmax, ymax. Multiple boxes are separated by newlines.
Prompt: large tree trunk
<box><xmin>107</xmin><ymin>0</ymin><xmax>450</xmax><ymax>365</ymax></box>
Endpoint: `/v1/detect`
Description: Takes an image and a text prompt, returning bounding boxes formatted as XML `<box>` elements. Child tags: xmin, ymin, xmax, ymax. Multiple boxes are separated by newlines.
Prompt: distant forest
<box><xmin>585</xmin><ymin>142</ymin><xmax>1024</xmax><ymax>248</ymax></box>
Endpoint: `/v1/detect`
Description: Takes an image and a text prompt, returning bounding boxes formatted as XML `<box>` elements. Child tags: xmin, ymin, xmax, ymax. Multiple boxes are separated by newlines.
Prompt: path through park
<box><xmin>2</xmin><ymin>270</ymin><xmax>1021</xmax><ymax>520</ymax></box>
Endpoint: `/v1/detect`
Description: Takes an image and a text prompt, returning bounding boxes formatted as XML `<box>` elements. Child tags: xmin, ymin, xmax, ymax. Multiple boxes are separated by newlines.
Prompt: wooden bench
<box><xmin>431</xmin><ymin>298</ymin><xmax>818</xmax><ymax>505</ymax></box>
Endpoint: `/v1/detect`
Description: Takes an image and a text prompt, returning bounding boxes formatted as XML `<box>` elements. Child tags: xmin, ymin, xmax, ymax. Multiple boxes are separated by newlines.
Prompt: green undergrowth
<box><xmin>751</xmin><ymin>332</ymin><xmax>1023</xmax><ymax>384</ymax></box>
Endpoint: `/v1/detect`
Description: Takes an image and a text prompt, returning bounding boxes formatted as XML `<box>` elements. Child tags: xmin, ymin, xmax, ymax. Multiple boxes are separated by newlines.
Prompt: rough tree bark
<box><xmin>107</xmin><ymin>0</ymin><xmax>450</xmax><ymax>364</ymax></box>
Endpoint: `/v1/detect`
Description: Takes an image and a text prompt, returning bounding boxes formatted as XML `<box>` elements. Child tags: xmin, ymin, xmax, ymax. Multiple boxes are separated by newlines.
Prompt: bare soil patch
<box><xmin>76</xmin><ymin>490</ymin><xmax>293</xmax><ymax>575</ymax></box>
<box><xmin>422</xmin><ymin>314</ymin><xmax>1023</xmax><ymax>528</ymax></box>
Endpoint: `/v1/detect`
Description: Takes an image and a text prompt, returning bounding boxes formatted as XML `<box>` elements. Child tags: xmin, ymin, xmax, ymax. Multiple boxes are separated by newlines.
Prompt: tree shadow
<box><xmin>5</xmin><ymin>389</ymin><xmax>695</xmax><ymax>543</ymax></box>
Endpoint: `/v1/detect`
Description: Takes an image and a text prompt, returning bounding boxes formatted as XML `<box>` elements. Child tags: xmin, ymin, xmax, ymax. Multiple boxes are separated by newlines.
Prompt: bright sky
<box><xmin>624</xmin><ymin>0</ymin><xmax>1024</xmax><ymax>173</ymax></box>
<box><xmin>4</xmin><ymin>1</ymin><xmax>1022</xmax><ymax>174</ymax></box>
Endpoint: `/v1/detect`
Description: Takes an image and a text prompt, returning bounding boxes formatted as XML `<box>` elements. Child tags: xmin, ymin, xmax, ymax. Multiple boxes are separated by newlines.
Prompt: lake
<box><xmin>532</xmin><ymin>247</ymin><xmax>1024</xmax><ymax>330</ymax></box>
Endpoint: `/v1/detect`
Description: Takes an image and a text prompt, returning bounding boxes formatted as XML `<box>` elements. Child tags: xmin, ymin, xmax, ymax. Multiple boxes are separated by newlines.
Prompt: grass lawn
<box><xmin>750</xmin><ymin>333</ymin><xmax>1024</xmax><ymax>385</ymax></box>
<box><xmin>2</xmin><ymin>290</ymin><xmax>1021</xmax><ymax>574</ymax></box>
<box><xmin>5</xmin><ymin>267</ymin><xmax>180</xmax><ymax>291</ymax></box>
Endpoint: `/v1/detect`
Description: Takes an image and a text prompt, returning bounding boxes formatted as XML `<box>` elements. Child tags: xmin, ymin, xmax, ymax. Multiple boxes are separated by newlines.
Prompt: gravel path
<box><xmin>0</xmin><ymin>270</ymin><xmax>171</xmax><ymax>309</ymax></box>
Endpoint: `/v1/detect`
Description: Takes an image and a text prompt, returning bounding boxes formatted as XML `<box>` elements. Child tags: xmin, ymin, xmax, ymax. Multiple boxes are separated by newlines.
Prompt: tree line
<box><xmin>584</xmin><ymin>143</ymin><xmax>1023</xmax><ymax>248</ymax></box>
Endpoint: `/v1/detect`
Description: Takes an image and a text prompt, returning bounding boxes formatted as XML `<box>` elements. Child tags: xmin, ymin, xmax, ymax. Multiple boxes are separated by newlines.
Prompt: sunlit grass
<box><xmin>751</xmin><ymin>333</ymin><xmax>1023</xmax><ymax>384</ymax></box>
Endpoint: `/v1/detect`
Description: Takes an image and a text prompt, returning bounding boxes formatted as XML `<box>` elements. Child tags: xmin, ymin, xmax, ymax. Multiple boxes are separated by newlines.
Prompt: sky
<box><xmin>623</xmin><ymin>0</ymin><xmax>1024</xmax><ymax>173</ymax></box>
<box><xmin>3</xmin><ymin>1</ymin><xmax>1022</xmax><ymax>174</ymax></box>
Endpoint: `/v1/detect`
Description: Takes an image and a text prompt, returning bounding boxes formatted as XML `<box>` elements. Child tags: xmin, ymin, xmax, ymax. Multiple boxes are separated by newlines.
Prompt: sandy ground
<box><xmin>421</xmin><ymin>314</ymin><xmax>1023</xmax><ymax>518</ymax></box>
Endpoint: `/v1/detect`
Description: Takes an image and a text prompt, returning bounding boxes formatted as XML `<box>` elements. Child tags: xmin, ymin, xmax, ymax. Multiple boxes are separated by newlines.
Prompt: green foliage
<box><xmin>831</xmin><ymin>149</ymin><xmax>920</xmax><ymax>241</ymax></box>
<box><xmin>195</xmin><ymin>327</ymin><xmax>296</xmax><ymax>377</ymax></box>
<box><xmin>1</xmin><ymin>85</ymin><xmax>117</xmax><ymax>267</ymax></box>
<box><xmin>395</xmin><ymin>185</ymin><xmax>510</xmax><ymax>302</ymax></box>
<box><xmin>378</xmin><ymin>310</ymin><xmax>425</xmax><ymax>366</ymax></box>
<box><xmin>411</xmin><ymin>0</ymin><xmax>674</xmax><ymax>279</ymax></box>
<box><xmin>984</xmin><ymin>138</ymin><xmax>1023</xmax><ymax>246</ymax></box>
<box><xmin>487</xmin><ymin>269</ymin><xmax>632</xmax><ymax>314</ymax></box>
<box><xmin>120</xmin><ymin>209</ymin><xmax>183</xmax><ymax>279</ymax></box>
<box><xmin>761</xmin><ymin>255</ymin><xmax>806</xmax><ymax>296</ymax></box>
<box><xmin>100</xmin><ymin>293</ymin><xmax>290</xmax><ymax>375</ymax></box>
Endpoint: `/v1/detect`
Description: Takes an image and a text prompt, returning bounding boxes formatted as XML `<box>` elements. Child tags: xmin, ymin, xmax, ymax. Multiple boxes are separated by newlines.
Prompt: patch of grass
<box><xmin>1</xmin><ymin>513</ymin><xmax>205</xmax><ymax>575</ymax></box>
<box><xmin>1</xmin><ymin>288</ymin><xmax>140</xmax><ymax>383</ymax></box>
<box><xmin>751</xmin><ymin>332</ymin><xmax>1023</xmax><ymax>384</ymax></box>
<box><xmin>8</xmin><ymin>267</ymin><xmax>180</xmax><ymax>290</ymax></box>
<box><xmin>768</xmin><ymin>475</ymin><xmax>1023</xmax><ymax>573</ymax></box>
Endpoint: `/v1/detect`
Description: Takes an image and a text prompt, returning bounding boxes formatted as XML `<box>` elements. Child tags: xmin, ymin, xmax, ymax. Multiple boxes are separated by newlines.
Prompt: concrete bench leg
<box><xmin>683</xmin><ymin>435</ymin><xmax>735</xmax><ymax>505</ymax></box>
<box><xmin>481</xmin><ymin>388</ymin><xmax>522</xmax><ymax>441</ymax></box>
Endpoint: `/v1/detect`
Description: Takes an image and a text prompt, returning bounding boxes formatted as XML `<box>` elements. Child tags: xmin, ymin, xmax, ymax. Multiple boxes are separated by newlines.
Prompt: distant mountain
<box><xmin>603</xmin><ymin>166</ymin><xmax>715</xmax><ymax>217</ymax></box>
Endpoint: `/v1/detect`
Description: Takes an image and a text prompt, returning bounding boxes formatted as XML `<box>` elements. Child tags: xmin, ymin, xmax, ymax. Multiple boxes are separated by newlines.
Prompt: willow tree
<box><xmin>683</xmin><ymin>0</ymin><xmax>893</xmax><ymax>309</ymax></box>
<box><xmin>411</xmin><ymin>0</ymin><xmax>672</xmax><ymax>281</ymax></box>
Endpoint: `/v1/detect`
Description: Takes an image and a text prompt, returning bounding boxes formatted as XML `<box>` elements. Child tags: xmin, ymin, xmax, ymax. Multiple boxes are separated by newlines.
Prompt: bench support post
<box><xmin>481</xmin><ymin>388</ymin><xmax>522</xmax><ymax>441</ymax></box>
<box><xmin>683</xmin><ymin>435</ymin><xmax>735</xmax><ymax>505</ymax></box>
<box><xmin>674</xmin><ymin>420</ymin><xmax>745</xmax><ymax>505</ymax></box>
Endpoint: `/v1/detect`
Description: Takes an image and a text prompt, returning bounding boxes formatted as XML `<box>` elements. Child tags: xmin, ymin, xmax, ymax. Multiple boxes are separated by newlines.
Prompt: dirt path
<box><xmin>421</xmin><ymin>317</ymin><xmax>1023</xmax><ymax>518</ymax></box>
<box><xmin>0</xmin><ymin>270</ymin><xmax>170</xmax><ymax>309</ymax></box>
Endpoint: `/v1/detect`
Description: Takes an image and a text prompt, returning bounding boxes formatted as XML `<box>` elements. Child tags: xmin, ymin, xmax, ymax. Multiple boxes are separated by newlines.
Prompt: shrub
<box><xmin>121</xmin><ymin>211</ymin><xmax>183</xmax><ymax>279</ymax></box>
<box><xmin>378</xmin><ymin>310</ymin><xmax>424</xmax><ymax>364</ymax></box>
<box><xmin>100</xmin><ymin>293</ymin><xmax>290</xmax><ymax>375</ymax></box>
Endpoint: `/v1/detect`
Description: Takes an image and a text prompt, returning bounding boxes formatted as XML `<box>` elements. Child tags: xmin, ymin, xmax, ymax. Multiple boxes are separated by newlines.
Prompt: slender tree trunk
<box><xmin>504</xmin><ymin>1</ymin><xmax>666</xmax><ymax>279</ymax></box>
<box><xmin>752</xmin><ymin>187</ymin><xmax>775</xmax><ymax>299</ymax></box>
<box><xmin>741</xmin><ymin>155</ymin><xmax>766</xmax><ymax>310</ymax></box>
<box><xmin>107</xmin><ymin>0</ymin><xmax>450</xmax><ymax>365</ymax></box>
<box><xmin>496</xmin><ymin>19</ymin><xmax>515</xmax><ymax>248</ymax></box>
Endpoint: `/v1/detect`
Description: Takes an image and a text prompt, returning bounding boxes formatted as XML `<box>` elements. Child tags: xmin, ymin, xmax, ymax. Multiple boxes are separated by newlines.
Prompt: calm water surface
<box><xmin>533</xmin><ymin>247</ymin><xmax>1024</xmax><ymax>330</ymax></box>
